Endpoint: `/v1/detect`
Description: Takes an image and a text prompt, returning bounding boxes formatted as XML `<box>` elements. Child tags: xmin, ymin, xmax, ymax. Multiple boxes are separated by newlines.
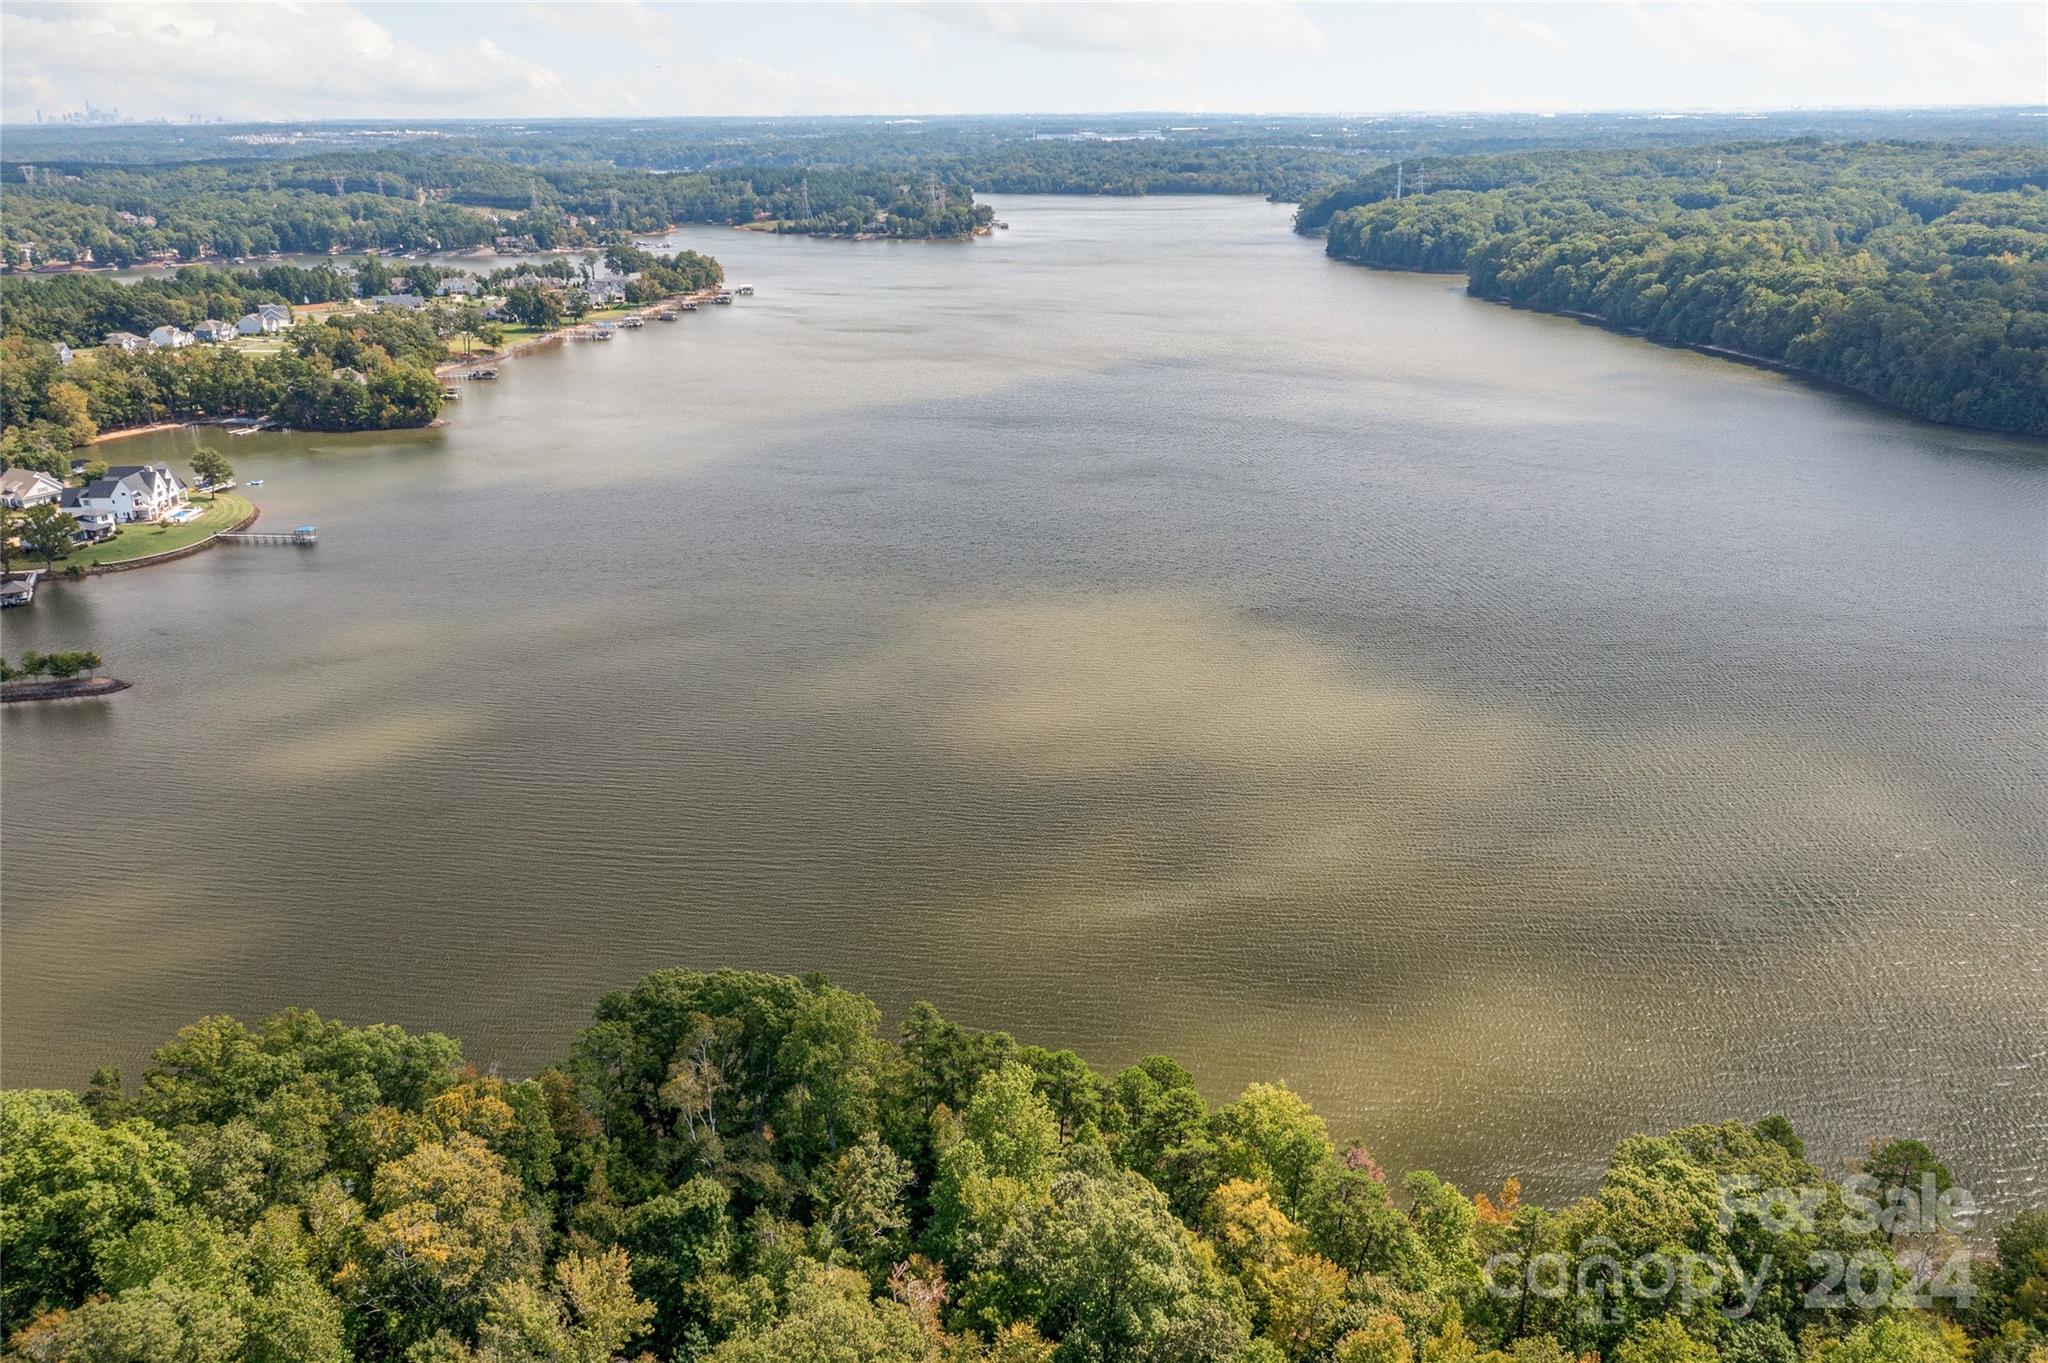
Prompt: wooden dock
<box><xmin>219</xmin><ymin>526</ymin><xmax>318</xmax><ymax>546</ymax></box>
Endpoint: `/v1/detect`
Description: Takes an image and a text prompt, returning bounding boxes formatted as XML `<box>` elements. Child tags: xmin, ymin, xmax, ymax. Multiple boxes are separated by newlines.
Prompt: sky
<box><xmin>1</xmin><ymin>2</ymin><xmax>2042</xmax><ymax>125</ymax></box>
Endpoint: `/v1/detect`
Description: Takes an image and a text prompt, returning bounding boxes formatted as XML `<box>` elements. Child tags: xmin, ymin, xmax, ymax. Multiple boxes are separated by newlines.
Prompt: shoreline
<box><xmin>93</xmin><ymin>420</ymin><xmax>193</xmax><ymax>445</ymax></box>
<box><xmin>1</xmin><ymin>676</ymin><xmax>133</xmax><ymax>704</ymax></box>
<box><xmin>41</xmin><ymin>498</ymin><xmax>260</xmax><ymax>583</ymax></box>
<box><xmin>433</xmin><ymin>285</ymin><xmax>727</xmax><ymax>377</ymax></box>
<box><xmin>1319</xmin><ymin>250</ymin><xmax>2045</xmax><ymax>442</ymax></box>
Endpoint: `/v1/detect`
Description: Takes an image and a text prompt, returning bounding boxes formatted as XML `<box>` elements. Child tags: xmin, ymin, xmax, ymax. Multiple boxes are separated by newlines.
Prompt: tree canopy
<box><xmin>2</xmin><ymin>969</ymin><xmax>2038</xmax><ymax>1363</ymax></box>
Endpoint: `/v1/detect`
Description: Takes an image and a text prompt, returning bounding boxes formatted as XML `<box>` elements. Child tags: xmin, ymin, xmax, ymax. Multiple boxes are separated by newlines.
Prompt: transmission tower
<box><xmin>529</xmin><ymin>178</ymin><xmax>542</xmax><ymax>212</ymax></box>
<box><xmin>330</xmin><ymin>174</ymin><xmax>347</xmax><ymax>196</ymax></box>
<box><xmin>798</xmin><ymin>178</ymin><xmax>812</xmax><ymax>219</ymax></box>
<box><xmin>1394</xmin><ymin>161</ymin><xmax>1403</xmax><ymax>201</ymax></box>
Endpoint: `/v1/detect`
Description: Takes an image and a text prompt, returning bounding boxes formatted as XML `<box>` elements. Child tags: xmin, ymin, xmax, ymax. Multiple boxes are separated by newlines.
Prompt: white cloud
<box><xmin>506</xmin><ymin>0</ymin><xmax>690</xmax><ymax>50</ymax></box>
<box><xmin>0</xmin><ymin>1</ymin><xmax>593</xmax><ymax>121</ymax></box>
<box><xmin>1626</xmin><ymin>2</ymin><xmax>1837</xmax><ymax>68</ymax></box>
<box><xmin>1872</xmin><ymin>12</ymin><xmax>2004</xmax><ymax>77</ymax></box>
<box><xmin>900</xmin><ymin>1</ymin><xmax>1324</xmax><ymax>54</ymax></box>
<box><xmin>1482</xmin><ymin>7</ymin><xmax>1568</xmax><ymax>55</ymax></box>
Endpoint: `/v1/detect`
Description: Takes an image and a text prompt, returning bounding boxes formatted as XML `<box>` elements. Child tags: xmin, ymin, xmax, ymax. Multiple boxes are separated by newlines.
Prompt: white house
<box><xmin>258</xmin><ymin>303</ymin><xmax>292</xmax><ymax>325</ymax></box>
<box><xmin>62</xmin><ymin>463</ymin><xmax>188</xmax><ymax>524</ymax></box>
<box><xmin>52</xmin><ymin>341</ymin><xmax>73</xmax><ymax>366</ymax></box>
<box><xmin>68</xmin><ymin>509</ymin><xmax>119</xmax><ymax>544</ymax></box>
<box><xmin>104</xmin><ymin>331</ymin><xmax>148</xmax><ymax>353</ymax></box>
<box><xmin>236</xmin><ymin>312</ymin><xmax>277</xmax><ymax>336</ymax></box>
<box><xmin>368</xmin><ymin>293</ymin><xmax>426</xmax><ymax>311</ymax></box>
<box><xmin>148</xmin><ymin>325</ymin><xmax>194</xmax><ymax>350</ymax></box>
<box><xmin>435</xmin><ymin>276</ymin><xmax>480</xmax><ymax>297</ymax></box>
<box><xmin>192</xmin><ymin>319</ymin><xmax>237</xmax><ymax>343</ymax></box>
<box><xmin>0</xmin><ymin>467</ymin><xmax>66</xmax><ymax>509</ymax></box>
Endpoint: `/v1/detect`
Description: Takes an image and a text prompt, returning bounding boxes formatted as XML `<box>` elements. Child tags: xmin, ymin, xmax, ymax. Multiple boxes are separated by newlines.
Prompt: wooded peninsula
<box><xmin>3</xmin><ymin>969</ymin><xmax>2042</xmax><ymax>1363</ymax></box>
<box><xmin>1297</xmin><ymin>142</ymin><xmax>2047</xmax><ymax>437</ymax></box>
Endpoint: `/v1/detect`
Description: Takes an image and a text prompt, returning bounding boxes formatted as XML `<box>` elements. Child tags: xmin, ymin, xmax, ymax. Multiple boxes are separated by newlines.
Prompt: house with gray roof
<box><xmin>63</xmin><ymin>463</ymin><xmax>188</xmax><ymax>523</ymax></box>
<box><xmin>0</xmin><ymin>467</ymin><xmax>66</xmax><ymax>509</ymax></box>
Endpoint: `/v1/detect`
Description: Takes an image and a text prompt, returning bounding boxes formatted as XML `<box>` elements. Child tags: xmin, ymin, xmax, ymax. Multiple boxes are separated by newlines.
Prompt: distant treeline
<box><xmin>0</xmin><ymin>153</ymin><xmax>989</xmax><ymax>268</ymax></box>
<box><xmin>1297</xmin><ymin>142</ymin><xmax>2048</xmax><ymax>437</ymax></box>
<box><xmin>2</xmin><ymin>968</ymin><xmax>2043</xmax><ymax>1363</ymax></box>
<box><xmin>9</xmin><ymin>111</ymin><xmax>2041</xmax><ymax>268</ymax></box>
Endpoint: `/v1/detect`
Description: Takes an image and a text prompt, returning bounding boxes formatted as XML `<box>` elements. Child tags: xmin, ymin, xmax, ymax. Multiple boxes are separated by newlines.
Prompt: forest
<box><xmin>2</xmin><ymin>969</ymin><xmax>2042</xmax><ymax>1363</ymax></box>
<box><xmin>7</xmin><ymin>110</ymin><xmax>2039</xmax><ymax>268</ymax></box>
<box><xmin>0</xmin><ymin>297</ymin><xmax>448</xmax><ymax>453</ymax></box>
<box><xmin>1298</xmin><ymin>142</ymin><xmax>2048</xmax><ymax>437</ymax></box>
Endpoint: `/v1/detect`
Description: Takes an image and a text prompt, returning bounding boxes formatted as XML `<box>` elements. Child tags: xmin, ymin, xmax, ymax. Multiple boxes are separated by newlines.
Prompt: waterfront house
<box><xmin>104</xmin><ymin>330</ymin><xmax>148</xmax><ymax>353</ymax></box>
<box><xmin>192</xmin><ymin>319</ymin><xmax>236</xmax><ymax>343</ymax></box>
<box><xmin>0</xmin><ymin>467</ymin><xmax>66</xmax><ymax>509</ymax></box>
<box><xmin>148</xmin><ymin>324</ymin><xmax>194</xmax><ymax>349</ymax></box>
<box><xmin>52</xmin><ymin>341</ymin><xmax>73</xmax><ymax>366</ymax></box>
<box><xmin>368</xmin><ymin>293</ymin><xmax>426</xmax><ymax>311</ymax></box>
<box><xmin>258</xmin><ymin>303</ymin><xmax>292</xmax><ymax>324</ymax></box>
<box><xmin>436</xmin><ymin>276</ymin><xmax>480</xmax><ymax>297</ymax></box>
<box><xmin>330</xmin><ymin>366</ymin><xmax>369</xmax><ymax>386</ymax></box>
<box><xmin>68</xmin><ymin>509</ymin><xmax>118</xmax><ymax>544</ymax></box>
<box><xmin>64</xmin><ymin>463</ymin><xmax>188</xmax><ymax>523</ymax></box>
<box><xmin>581</xmin><ymin>277</ymin><xmax>631</xmax><ymax>305</ymax></box>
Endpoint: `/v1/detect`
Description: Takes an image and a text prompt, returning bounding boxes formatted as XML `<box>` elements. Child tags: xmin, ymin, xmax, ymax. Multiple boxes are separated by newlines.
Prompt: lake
<box><xmin>4</xmin><ymin>195</ymin><xmax>2043</xmax><ymax>1207</ymax></box>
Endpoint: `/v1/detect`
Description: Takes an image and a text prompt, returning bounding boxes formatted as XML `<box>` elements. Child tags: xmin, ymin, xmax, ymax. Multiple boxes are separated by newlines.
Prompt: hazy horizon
<box><xmin>4</xmin><ymin>2</ymin><xmax>2042</xmax><ymax>126</ymax></box>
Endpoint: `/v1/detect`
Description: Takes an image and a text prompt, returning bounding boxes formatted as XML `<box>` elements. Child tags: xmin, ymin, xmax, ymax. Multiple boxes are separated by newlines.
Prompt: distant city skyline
<box><xmin>2</xmin><ymin>2</ymin><xmax>2042</xmax><ymax>126</ymax></box>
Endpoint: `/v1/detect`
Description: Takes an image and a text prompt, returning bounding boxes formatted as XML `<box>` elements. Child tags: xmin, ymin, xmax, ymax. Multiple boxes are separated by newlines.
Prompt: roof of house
<box><xmin>0</xmin><ymin>467</ymin><xmax>65</xmax><ymax>497</ymax></box>
<box><xmin>104</xmin><ymin>330</ymin><xmax>145</xmax><ymax>343</ymax></box>
<box><xmin>368</xmin><ymin>293</ymin><xmax>425</xmax><ymax>308</ymax></box>
<box><xmin>72</xmin><ymin>463</ymin><xmax>185</xmax><ymax>503</ymax></box>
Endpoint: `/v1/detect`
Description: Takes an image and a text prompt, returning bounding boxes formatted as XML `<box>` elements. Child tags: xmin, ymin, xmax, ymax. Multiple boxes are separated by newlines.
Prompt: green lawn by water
<box><xmin>69</xmin><ymin>492</ymin><xmax>255</xmax><ymax>568</ymax></box>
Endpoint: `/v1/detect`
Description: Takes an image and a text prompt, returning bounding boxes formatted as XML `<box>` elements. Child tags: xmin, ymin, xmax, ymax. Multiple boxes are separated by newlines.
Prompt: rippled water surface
<box><xmin>5</xmin><ymin>196</ymin><xmax>2044</xmax><ymax>1204</ymax></box>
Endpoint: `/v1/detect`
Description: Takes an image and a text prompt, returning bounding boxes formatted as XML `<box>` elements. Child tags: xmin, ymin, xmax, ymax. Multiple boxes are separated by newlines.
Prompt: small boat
<box><xmin>734</xmin><ymin>285</ymin><xmax>754</xmax><ymax>296</ymax></box>
<box><xmin>441</xmin><ymin>386</ymin><xmax>461</xmax><ymax>399</ymax></box>
<box><xmin>246</xmin><ymin>478</ymin><xmax>265</xmax><ymax>486</ymax></box>
<box><xmin>620</xmin><ymin>316</ymin><xmax>644</xmax><ymax>328</ymax></box>
<box><xmin>712</xmin><ymin>292</ymin><xmax>733</xmax><ymax>305</ymax></box>
<box><xmin>469</xmin><ymin>368</ymin><xmax>498</xmax><ymax>380</ymax></box>
<box><xmin>655</xmin><ymin>310</ymin><xmax>678</xmax><ymax>321</ymax></box>
<box><xmin>680</xmin><ymin>301</ymin><xmax>698</xmax><ymax>312</ymax></box>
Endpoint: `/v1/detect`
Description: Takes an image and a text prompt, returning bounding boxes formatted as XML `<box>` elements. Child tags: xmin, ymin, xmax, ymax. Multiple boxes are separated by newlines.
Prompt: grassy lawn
<box><xmin>66</xmin><ymin>492</ymin><xmax>255</xmax><ymax>569</ymax></box>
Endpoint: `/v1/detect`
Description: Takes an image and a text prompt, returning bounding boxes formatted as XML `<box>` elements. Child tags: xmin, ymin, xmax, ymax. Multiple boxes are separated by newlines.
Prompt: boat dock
<box><xmin>219</xmin><ymin>526</ymin><xmax>319</xmax><ymax>546</ymax></box>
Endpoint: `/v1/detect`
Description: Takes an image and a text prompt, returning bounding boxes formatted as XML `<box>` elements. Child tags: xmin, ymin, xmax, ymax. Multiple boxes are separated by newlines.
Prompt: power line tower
<box><xmin>608</xmin><ymin>188</ymin><xmax>620</xmax><ymax>220</ymax></box>
<box><xmin>330</xmin><ymin>174</ymin><xmax>347</xmax><ymax>197</ymax></box>
<box><xmin>373</xmin><ymin>171</ymin><xmax>386</xmax><ymax>196</ymax></box>
<box><xmin>928</xmin><ymin>172</ymin><xmax>943</xmax><ymax>209</ymax></box>
<box><xmin>1412</xmin><ymin>162</ymin><xmax>1428</xmax><ymax>197</ymax></box>
<box><xmin>1394</xmin><ymin>161</ymin><xmax>1403</xmax><ymax>201</ymax></box>
<box><xmin>798</xmin><ymin>178</ymin><xmax>812</xmax><ymax>220</ymax></box>
<box><xmin>528</xmin><ymin>178</ymin><xmax>542</xmax><ymax>213</ymax></box>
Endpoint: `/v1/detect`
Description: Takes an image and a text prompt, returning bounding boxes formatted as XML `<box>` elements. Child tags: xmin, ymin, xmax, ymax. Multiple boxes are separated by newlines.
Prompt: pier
<box><xmin>219</xmin><ymin>526</ymin><xmax>318</xmax><ymax>546</ymax></box>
